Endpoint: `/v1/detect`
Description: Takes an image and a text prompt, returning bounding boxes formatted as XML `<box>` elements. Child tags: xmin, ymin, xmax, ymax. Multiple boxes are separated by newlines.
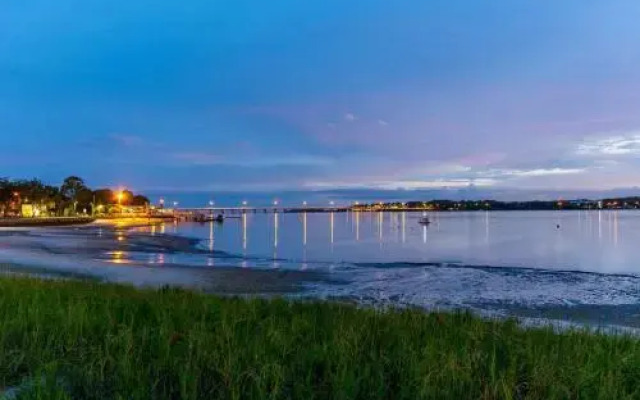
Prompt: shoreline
<box><xmin>0</xmin><ymin>216</ymin><xmax>96</xmax><ymax>227</ymax></box>
<box><xmin>3</xmin><ymin>218</ymin><xmax>640</xmax><ymax>331</ymax></box>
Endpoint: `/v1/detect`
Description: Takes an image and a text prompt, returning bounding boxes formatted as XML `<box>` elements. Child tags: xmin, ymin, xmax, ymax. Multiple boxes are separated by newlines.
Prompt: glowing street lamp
<box><xmin>173</xmin><ymin>201</ymin><xmax>179</xmax><ymax>207</ymax></box>
<box><xmin>273</xmin><ymin>200</ymin><xmax>279</xmax><ymax>206</ymax></box>
<box><xmin>209</xmin><ymin>200</ymin><xmax>215</xmax><ymax>207</ymax></box>
<box><xmin>302</xmin><ymin>201</ymin><xmax>307</xmax><ymax>207</ymax></box>
<box><xmin>116</xmin><ymin>191</ymin><xmax>124</xmax><ymax>205</ymax></box>
<box><xmin>242</xmin><ymin>201</ymin><xmax>248</xmax><ymax>207</ymax></box>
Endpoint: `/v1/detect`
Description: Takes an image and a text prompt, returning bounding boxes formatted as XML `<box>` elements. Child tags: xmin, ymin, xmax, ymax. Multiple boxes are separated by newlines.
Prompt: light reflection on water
<box><xmin>4</xmin><ymin>210</ymin><xmax>640</xmax><ymax>316</ymax></box>
<box><xmin>164</xmin><ymin>210</ymin><xmax>639</xmax><ymax>275</ymax></box>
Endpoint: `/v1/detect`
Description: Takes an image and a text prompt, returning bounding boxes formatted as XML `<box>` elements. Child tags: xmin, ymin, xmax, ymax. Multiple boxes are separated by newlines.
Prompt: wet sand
<box><xmin>2</xmin><ymin>220</ymin><xmax>640</xmax><ymax>330</ymax></box>
<box><xmin>0</xmin><ymin>223</ymin><xmax>328</xmax><ymax>294</ymax></box>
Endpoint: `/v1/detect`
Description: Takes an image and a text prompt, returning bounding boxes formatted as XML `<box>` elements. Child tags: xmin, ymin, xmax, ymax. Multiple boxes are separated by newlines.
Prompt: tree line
<box><xmin>0</xmin><ymin>176</ymin><xmax>150</xmax><ymax>217</ymax></box>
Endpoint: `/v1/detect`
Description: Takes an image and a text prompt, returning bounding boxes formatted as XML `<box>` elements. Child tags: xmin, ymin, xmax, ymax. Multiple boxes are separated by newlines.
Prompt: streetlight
<box><xmin>302</xmin><ymin>201</ymin><xmax>307</xmax><ymax>207</ymax></box>
<box><xmin>273</xmin><ymin>200</ymin><xmax>279</xmax><ymax>206</ymax></box>
<box><xmin>329</xmin><ymin>201</ymin><xmax>335</xmax><ymax>207</ymax></box>
<box><xmin>209</xmin><ymin>200</ymin><xmax>215</xmax><ymax>207</ymax></box>
<box><xmin>242</xmin><ymin>201</ymin><xmax>248</xmax><ymax>207</ymax></box>
<box><xmin>116</xmin><ymin>191</ymin><xmax>124</xmax><ymax>205</ymax></box>
<box><xmin>173</xmin><ymin>201</ymin><xmax>178</xmax><ymax>207</ymax></box>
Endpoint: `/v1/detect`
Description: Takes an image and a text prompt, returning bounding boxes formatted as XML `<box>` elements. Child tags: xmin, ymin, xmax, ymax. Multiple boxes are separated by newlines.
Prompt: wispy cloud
<box><xmin>344</xmin><ymin>113</ymin><xmax>357</xmax><ymax>122</ymax></box>
<box><xmin>484</xmin><ymin>167</ymin><xmax>586</xmax><ymax>178</ymax></box>
<box><xmin>172</xmin><ymin>152</ymin><xmax>224</xmax><ymax>165</ymax></box>
<box><xmin>306</xmin><ymin>178</ymin><xmax>496</xmax><ymax>190</ymax></box>
<box><xmin>576</xmin><ymin>133</ymin><xmax>640</xmax><ymax>156</ymax></box>
<box><xmin>172</xmin><ymin>152</ymin><xmax>331</xmax><ymax>168</ymax></box>
<box><xmin>110</xmin><ymin>134</ymin><xmax>144</xmax><ymax>147</ymax></box>
<box><xmin>378</xmin><ymin>119</ymin><xmax>389</xmax><ymax>126</ymax></box>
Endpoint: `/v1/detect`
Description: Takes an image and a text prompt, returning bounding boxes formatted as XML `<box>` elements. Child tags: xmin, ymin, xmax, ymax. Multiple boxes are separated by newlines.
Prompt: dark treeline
<box><xmin>354</xmin><ymin>198</ymin><xmax>640</xmax><ymax>211</ymax></box>
<box><xmin>0</xmin><ymin>176</ymin><xmax>149</xmax><ymax>217</ymax></box>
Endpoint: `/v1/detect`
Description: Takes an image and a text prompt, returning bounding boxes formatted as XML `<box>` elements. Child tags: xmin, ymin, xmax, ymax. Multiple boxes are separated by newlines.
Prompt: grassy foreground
<box><xmin>0</xmin><ymin>279</ymin><xmax>639</xmax><ymax>399</ymax></box>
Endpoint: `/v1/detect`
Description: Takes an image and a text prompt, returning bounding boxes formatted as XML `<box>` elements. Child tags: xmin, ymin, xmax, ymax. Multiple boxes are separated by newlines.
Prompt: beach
<box><xmin>1</xmin><ymin>211</ymin><xmax>640</xmax><ymax>330</ymax></box>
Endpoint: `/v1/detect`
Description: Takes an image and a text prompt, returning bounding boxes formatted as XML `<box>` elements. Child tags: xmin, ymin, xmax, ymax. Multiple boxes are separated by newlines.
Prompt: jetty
<box><xmin>175</xmin><ymin>206</ymin><xmax>348</xmax><ymax>215</ymax></box>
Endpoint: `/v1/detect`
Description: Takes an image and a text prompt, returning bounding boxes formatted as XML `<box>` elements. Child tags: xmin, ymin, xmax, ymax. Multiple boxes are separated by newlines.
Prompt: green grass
<box><xmin>0</xmin><ymin>278</ymin><xmax>638</xmax><ymax>399</ymax></box>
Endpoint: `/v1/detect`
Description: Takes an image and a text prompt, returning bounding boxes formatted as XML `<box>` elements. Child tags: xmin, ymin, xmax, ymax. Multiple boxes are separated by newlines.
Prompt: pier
<box><xmin>174</xmin><ymin>206</ymin><xmax>348</xmax><ymax>216</ymax></box>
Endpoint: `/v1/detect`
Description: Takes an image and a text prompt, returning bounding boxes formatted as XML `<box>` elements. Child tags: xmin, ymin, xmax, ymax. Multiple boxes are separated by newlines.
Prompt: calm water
<box><xmin>172</xmin><ymin>210</ymin><xmax>640</xmax><ymax>274</ymax></box>
<box><xmin>3</xmin><ymin>210</ymin><xmax>640</xmax><ymax>321</ymax></box>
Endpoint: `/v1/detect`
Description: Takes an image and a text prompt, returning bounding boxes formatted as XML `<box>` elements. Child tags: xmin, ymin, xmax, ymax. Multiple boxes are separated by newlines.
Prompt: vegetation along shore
<box><xmin>0</xmin><ymin>176</ymin><xmax>149</xmax><ymax>218</ymax></box>
<box><xmin>0</xmin><ymin>277</ymin><xmax>638</xmax><ymax>399</ymax></box>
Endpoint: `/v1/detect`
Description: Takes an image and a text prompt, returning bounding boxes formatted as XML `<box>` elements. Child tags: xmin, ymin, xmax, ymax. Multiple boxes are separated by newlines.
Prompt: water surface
<box><xmin>2</xmin><ymin>210</ymin><xmax>640</xmax><ymax>326</ymax></box>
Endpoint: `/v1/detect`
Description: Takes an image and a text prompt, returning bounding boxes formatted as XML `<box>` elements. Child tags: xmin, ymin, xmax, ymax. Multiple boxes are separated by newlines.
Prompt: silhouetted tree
<box><xmin>132</xmin><ymin>195</ymin><xmax>150</xmax><ymax>206</ymax></box>
<box><xmin>93</xmin><ymin>189</ymin><xmax>114</xmax><ymax>206</ymax></box>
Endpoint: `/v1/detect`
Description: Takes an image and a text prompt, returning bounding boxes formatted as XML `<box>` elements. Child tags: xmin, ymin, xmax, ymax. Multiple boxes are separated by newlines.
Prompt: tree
<box><xmin>76</xmin><ymin>188</ymin><xmax>94</xmax><ymax>213</ymax></box>
<box><xmin>60</xmin><ymin>176</ymin><xmax>88</xmax><ymax>215</ymax></box>
<box><xmin>0</xmin><ymin>176</ymin><xmax>151</xmax><ymax>217</ymax></box>
<box><xmin>0</xmin><ymin>178</ymin><xmax>11</xmax><ymax>217</ymax></box>
<box><xmin>132</xmin><ymin>195</ymin><xmax>150</xmax><ymax>206</ymax></box>
<box><xmin>93</xmin><ymin>189</ymin><xmax>114</xmax><ymax>206</ymax></box>
<box><xmin>60</xmin><ymin>176</ymin><xmax>87</xmax><ymax>201</ymax></box>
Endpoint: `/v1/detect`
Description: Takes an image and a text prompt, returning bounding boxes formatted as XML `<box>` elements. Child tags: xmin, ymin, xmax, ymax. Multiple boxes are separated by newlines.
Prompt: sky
<box><xmin>3</xmin><ymin>1</ymin><xmax>640</xmax><ymax>205</ymax></box>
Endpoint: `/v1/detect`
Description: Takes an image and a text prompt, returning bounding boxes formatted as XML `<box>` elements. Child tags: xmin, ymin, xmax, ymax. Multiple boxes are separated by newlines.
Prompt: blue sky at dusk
<box><xmin>3</xmin><ymin>1</ymin><xmax>640</xmax><ymax>204</ymax></box>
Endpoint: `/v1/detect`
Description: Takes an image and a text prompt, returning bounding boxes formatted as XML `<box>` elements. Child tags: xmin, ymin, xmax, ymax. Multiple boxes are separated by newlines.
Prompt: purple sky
<box><xmin>3</xmin><ymin>1</ymin><xmax>640</xmax><ymax>200</ymax></box>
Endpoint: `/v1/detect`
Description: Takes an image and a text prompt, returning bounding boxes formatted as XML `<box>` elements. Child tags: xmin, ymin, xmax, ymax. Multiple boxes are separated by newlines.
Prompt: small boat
<box><xmin>418</xmin><ymin>216</ymin><xmax>430</xmax><ymax>225</ymax></box>
<box><xmin>204</xmin><ymin>214</ymin><xmax>224</xmax><ymax>223</ymax></box>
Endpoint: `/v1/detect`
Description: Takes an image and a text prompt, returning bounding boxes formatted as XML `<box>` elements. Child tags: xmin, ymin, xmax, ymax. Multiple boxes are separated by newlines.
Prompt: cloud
<box><xmin>110</xmin><ymin>134</ymin><xmax>144</xmax><ymax>147</ymax></box>
<box><xmin>344</xmin><ymin>113</ymin><xmax>357</xmax><ymax>122</ymax></box>
<box><xmin>238</xmin><ymin>155</ymin><xmax>332</xmax><ymax>167</ymax></box>
<box><xmin>306</xmin><ymin>178</ymin><xmax>496</xmax><ymax>190</ymax></box>
<box><xmin>378</xmin><ymin>119</ymin><xmax>388</xmax><ymax>126</ymax></box>
<box><xmin>576</xmin><ymin>133</ymin><xmax>640</xmax><ymax>156</ymax></box>
<box><xmin>172</xmin><ymin>152</ymin><xmax>331</xmax><ymax>168</ymax></box>
<box><xmin>482</xmin><ymin>167</ymin><xmax>586</xmax><ymax>178</ymax></box>
<box><xmin>172</xmin><ymin>152</ymin><xmax>224</xmax><ymax>165</ymax></box>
